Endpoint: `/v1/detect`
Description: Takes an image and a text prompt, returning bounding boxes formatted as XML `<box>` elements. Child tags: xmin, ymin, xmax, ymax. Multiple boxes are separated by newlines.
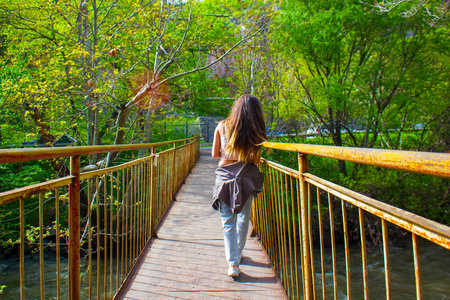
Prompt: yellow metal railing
<box><xmin>252</xmin><ymin>142</ymin><xmax>450</xmax><ymax>299</ymax></box>
<box><xmin>0</xmin><ymin>137</ymin><xmax>200</xmax><ymax>299</ymax></box>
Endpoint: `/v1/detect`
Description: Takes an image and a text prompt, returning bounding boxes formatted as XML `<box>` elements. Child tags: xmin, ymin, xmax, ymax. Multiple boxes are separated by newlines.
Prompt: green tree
<box><xmin>272</xmin><ymin>0</ymin><xmax>449</xmax><ymax>173</ymax></box>
<box><xmin>0</xmin><ymin>0</ymin><xmax>266</xmax><ymax>167</ymax></box>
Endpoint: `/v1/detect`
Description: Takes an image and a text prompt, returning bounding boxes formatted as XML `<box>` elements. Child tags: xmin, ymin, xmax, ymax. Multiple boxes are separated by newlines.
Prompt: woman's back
<box><xmin>212</xmin><ymin>94</ymin><xmax>266</xmax><ymax>166</ymax></box>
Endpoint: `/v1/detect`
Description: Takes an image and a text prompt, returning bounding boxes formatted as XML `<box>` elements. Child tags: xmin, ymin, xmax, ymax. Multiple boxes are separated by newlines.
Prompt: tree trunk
<box><xmin>106</xmin><ymin>105</ymin><xmax>130</xmax><ymax>167</ymax></box>
<box><xmin>331</xmin><ymin>124</ymin><xmax>347</xmax><ymax>176</ymax></box>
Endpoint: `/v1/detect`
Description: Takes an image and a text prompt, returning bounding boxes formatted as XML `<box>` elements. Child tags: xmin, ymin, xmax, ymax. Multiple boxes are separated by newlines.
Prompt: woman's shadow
<box><xmin>233</xmin><ymin>256</ymin><xmax>279</xmax><ymax>284</ymax></box>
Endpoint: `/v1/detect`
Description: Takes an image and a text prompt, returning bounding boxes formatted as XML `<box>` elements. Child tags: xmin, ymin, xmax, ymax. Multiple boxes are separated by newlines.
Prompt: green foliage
<box><xmin>0</xmin><ymin>162</ymin><xmax>53</xmax><ymax>193</ymax></box>
<box><xmin>265</xmin><ymin>135</ymin><xmax>450</xmax><ymax>225</ymax></box>
<box><xmin>270</xmin><ymin>0</ymin><xmax>450</xmax><ymax>151</ymax></box>
<box><xmin>0</xmin><ymin>162</ymin><xmax>55</xmax><ymax>250</ymax></box>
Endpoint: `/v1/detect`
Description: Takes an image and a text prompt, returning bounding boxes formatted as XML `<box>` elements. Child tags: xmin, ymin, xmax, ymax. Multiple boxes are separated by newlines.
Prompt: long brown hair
<box><xmin>224</xmin><ymin>94</ymin><xmax>266</xmax><ymax>162</ymax></box>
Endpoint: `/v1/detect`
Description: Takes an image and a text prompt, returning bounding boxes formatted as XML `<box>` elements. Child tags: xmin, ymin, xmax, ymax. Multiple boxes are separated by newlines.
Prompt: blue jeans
<box><xmin>219</xmin><ymin>196</ymin><xmax>253</xmax><ymax>267</ymax></box>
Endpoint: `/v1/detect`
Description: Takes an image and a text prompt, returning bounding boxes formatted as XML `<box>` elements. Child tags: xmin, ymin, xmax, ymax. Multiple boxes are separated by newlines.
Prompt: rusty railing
<box><xmin>0</xmin><ymin>137</ymin><xmax>200</xmax><ymax>299</ymax></box>
<box><xmin>252</xmin><ymin>143</ymin><xmax>450</xmax><ymax>299</ymax></box>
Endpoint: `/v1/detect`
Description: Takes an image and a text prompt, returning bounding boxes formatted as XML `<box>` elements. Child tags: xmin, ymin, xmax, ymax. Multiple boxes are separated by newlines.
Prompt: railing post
<box><xmin>298</xmin><ymin>153</ymin><xmax>313</xmax><ymax>298</ymax></box>
<box><xmin>172</xmin><ymin>142</ymin><xmax>177</xmax><ymax>200</ymax></box>
<box><xmin>150</xmin><ymin>147</ymin><xmax>156</xmax><ymax>236</ymax></box>
<box><xmin>69</xmin><ymin>155</ymin><xmax>81</xmax><ymax>300</ymax></box>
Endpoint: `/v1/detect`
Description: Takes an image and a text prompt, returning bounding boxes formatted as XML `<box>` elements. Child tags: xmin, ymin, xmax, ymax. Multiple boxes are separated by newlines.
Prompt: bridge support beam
<box><xmin>69</xmin><ymin>155</ymin><xmax>81</xmax><ymax>300</ymax></box>
<box><xmin>298</xmin><ymin>153</ymin><xmax>313</xmax><ymax>299</ymax></box>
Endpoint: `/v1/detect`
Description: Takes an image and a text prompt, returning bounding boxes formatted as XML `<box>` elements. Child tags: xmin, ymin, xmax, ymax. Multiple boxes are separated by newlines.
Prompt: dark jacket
<box><xmin>212</xmin><ymin>162</ymin><xmax>265</xmax><ymax>213</ymax></box>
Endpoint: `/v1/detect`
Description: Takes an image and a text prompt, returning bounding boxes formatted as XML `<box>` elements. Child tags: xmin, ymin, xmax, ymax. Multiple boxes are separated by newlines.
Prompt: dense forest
<box><xmin>0</xmin><ymin>0</ymin><xmax>449</xmax><ymax>249</ymax></box>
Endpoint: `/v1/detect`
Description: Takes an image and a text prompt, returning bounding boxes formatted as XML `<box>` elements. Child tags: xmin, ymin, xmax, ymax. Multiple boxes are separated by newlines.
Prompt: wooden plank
<box><xmin>116</xmin><ymin>148</ymin><xmax>287</xmax><ymax>299</ymax></box>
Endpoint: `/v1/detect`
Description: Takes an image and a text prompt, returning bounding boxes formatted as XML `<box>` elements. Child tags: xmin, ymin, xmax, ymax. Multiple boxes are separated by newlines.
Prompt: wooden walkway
<box><xmin>116</xmin><ymin>148</ymin><xmax>287</xmax><ymax>299</ymax></box>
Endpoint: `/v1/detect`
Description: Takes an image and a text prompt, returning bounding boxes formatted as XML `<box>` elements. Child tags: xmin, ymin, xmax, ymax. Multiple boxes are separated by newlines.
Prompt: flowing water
<box><xmin>0</xmin><ymin>253</ymin><xmax>118</xmax><ymax>299</ymax></box>
<box><xmin>309</xmin><ymin>239</ymin><xmax>450</xmax><ymax>299</ymax></box>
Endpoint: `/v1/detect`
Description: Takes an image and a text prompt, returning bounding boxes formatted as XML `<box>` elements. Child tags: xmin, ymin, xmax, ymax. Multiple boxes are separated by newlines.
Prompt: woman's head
<box><xmin>225</xmin><ymin>94</ymin><xmax>267</xmax><ymax>162</ymax></box>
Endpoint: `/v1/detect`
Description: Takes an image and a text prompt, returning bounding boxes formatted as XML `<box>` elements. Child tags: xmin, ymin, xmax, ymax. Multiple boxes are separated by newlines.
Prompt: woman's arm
<box><xmin>211</xmin><ymin>123</ymin><xmax>222</xmax><ymax>158</ymax></box>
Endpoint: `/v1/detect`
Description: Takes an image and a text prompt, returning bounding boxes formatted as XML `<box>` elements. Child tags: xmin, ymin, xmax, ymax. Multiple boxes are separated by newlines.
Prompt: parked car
<box><xmin>306</xmin><ymin>124</ymin><xmax>329</xmax><ymax>136</ymax></box>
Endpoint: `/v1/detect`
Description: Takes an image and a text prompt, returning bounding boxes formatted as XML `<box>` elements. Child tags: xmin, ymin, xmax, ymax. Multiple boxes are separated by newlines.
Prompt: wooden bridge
<box><xmin>0</xmin><ymin>137</ymin><xmax>449</xmax><ymax>299</ymax></box>
<box><xmin>115</xmin><ymin>148</ymin><xmax>287</xmax><ymax>299</ymax></box>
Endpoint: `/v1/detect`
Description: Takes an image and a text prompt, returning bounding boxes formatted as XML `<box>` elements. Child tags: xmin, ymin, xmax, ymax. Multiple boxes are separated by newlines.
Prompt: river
<box><xmin>0</xmin><ymin>253</ymin><xmax>117</xmax><ymax>299</ymax></box>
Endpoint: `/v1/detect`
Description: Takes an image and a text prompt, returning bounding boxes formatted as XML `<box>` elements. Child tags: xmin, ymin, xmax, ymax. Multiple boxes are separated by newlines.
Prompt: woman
<box><xmin>212</xmin><ymin>94</ymin><xmax>266</xmax><ymax>278</ymax></box>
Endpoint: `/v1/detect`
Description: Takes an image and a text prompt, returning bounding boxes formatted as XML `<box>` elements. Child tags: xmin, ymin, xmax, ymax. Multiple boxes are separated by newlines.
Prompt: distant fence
<box><xmin>4</xmin><ymin>118</ymin><xmax>220</xmax><ymax>149</ymax></box>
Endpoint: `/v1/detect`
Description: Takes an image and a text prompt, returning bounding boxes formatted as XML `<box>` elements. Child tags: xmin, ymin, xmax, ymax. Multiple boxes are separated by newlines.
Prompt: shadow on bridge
<box><xmin>115</xmin><ymin>148</ymin><xmax>287</xmax><ymax>299</ymax></box>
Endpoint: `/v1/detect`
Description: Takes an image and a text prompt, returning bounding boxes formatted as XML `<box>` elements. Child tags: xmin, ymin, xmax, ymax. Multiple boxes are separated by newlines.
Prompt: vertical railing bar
<box><xmin>139</xmin><ymin>162</ymin><xmax>143</xmax><ymax>252</ymax></box>
<box><xmin>273</xmin><ymin>168</ymin><xmax>282</xmax><ymax>281</ymax></box>
<box><xmin>96</xmin><ymin>176</ymin><xmax>100</xmax><ymax>300</ymax></box>
<box><xmin>150</xmin><ymin>148</ymin><xmax>155</xmax><ymax>236</ymax></box>
<box><xmin>382</xmin><ymin>219</ymin><xmax>391</xmax><ymax>300</ymax></box>
<box><xmin>269</xmin><ymin>163</ymin><xmax>275</xmax><ymax>262</ymax></box>
<box><xmin>158</xmin><ymin>154</ymin><xmax>162</xmax><ymax>220</ymax></box>
<box><xmin>125</xmin><ymin>167</ymin><xmax>129</xmax><ymax>277</ymax></box>
<box><xmin>292</xmin><ymin>175</ymin><xmax>300</xmax><ymax>300</ymax></box>
<box><xmin>116</xmin><ymin>170</ymin><xmax>120</xmax><ymax>291</ymax></box>
<box><xmin>166</xmin><ymin>153</ymin><xmax>170</xmax><ymax>206</ymax></box>
<box><xmin>317</xmin><ymin>186</ymin><xmax>326</xmax><ymax>300</ymax></box>
<box><xmin>142</xmin><ymin>161</ymin><xmax>146</xmax><ymax>246</ymax></box>
<box><xmin>278</xmin><ymin>169</ymin><xmax>286</xmax><ymax>285</ymax></box>
<box><xmin>160</xmin><ymin>154</ymin><xmax>163</xmax><ymax>219</ymax></box>
<box><xmin>39</xmin><ymin>192</ymin><xmax>45</xmax><ymax>300</ymax></box>
<box><xmin>132</xmin><ymin>163</ymin><xmax>136</xmax><ymax>264</ymax></box>
<box><xmin>277</xmin><ymin>169</ymin><xmax>287</xmax><ymax>289</ymax></box>
<box><xmin>268</xmin><ymin>166</ymin><xmax>277</xmax><ymax>271</ymax></box>
<box><xmin>359</xmin><ymin>208</ymin><xmax>369</xmax><ymax>300</ymax></box>
<box><xmin>260</xmin><ymin>164</ymin><xmax>266</xmax><ymax>247</ymax></box>
<box><xmin>143</xmin><ymin>160</ymin><xmax>147</xmax><ymax>246</ymax></box>
<box><xmin>264</xmin><ymin>166</ymin><xmax>274</xmax><ymax>261</ymax></box>
<box><xmin>285</xmin><ymin>173</ymin><xmax>295</xmax><ymax>299</ymax></box>
<box><xmin>69</xmin><ymin>155</ymin><xmax>81</xmax><ymax>300</ymax></box>
<box><xmin>328</xmin><ymin>192</ymin><xmax>338</xmax><ymax>299</ymax></box>
<box><xmin>184</xmin><ymin>140</ymin><xmax>188</xmax><ymax>182</ymax></box>
<box><xmin>131</xmin><ymin>165</ymin><xmax>135</xmax><ymax>265</ymax></box>
<box><xmin>137</xmin><ymin>162</ymin><xmax>141</xmax><ymax>257</ymax></box>
<box><xmin>283</xmin><ymin>172</ymin><xmax>292</xmax><ymax>298</ymax></box>
<box><xmin>144</xmin><ymin>160</ymin><xmax>148</xmax><ymax>245</ymax></box>
<box><xmin>263</xmin><ymin>164</ymin><xmax>271</xmax><ymax>260</ymax></box>
<box><xmin>342</xmin><ymin>199</ymin><xmax>351</xmax><ymax>300</ymax></box>
<box><xmin>299</xmin><ymin>153</ymin><xmax>313</xmax><ymax>299</ymax></box>
<box><xmin>136</xmin><ymin>163</ymin><xmax>141</xmax><ymax>257</ymax></box>
<box><xmin>20</xmin><ymin>197</ymin><xmax>25</xmax><ymax>300</ymax></box>
<box><xmin>145</xmin><ymin>159</ymin><xmax>150</xmax><ymax>241</ymax></box>
<box><xmin>160</xmin><ymin>155</ymin><xmax>167</xmax><ymax>213</ymax></box>
<box><xmin>412</xmin><ymin>233</ymin><xmax>422</xmax><ymax>300</ymax></box>
<box><xmin>87</xmin><ymin>179</ymin><xmax>92</xmax><ymax>300</ymax></box>
<box><xmin>259</xmin><ymin>164</ymin><xmax>268</xmax><ymax>251</ymax></box>
<box><xmin>280</xmin><ymin>170</ymin><xmax>289</xmax><ymax>295</ymax></box>
<box><xmin>55</xmin><ymin>188</ymin><xmax>61</xmax><ymax>300</ymax></box>
<box><xmin>173</xmin><ymin>143</ymin><xmax>177</xmax><ymax>200</ymax></box>
<box><xmin>295</xmin><ymin>175</ymin><xmax>305</xmax><ymax>297</ymax></box>
<box><xmin>110</xmin><ymin>172</ymin><xmax>113</xmax><ymax>298</ymax></box>
<box><xmin>149</xmin><ymin>157</ymin><xmax>153</xmax><ymax>238</ymax></box>
<box><xmin>131</xmin><ymin>164</ymin><xmax>135</xmax><ymax>271</ymax></box>
<box><xmin>104</xmin><ymin>174</ymin><xmax>108</xmax><ymax>300</ymax></box>
<box><xmin>121</xmin><ymin>170</ymin><xmax>125</xmax><ymax>285</ymax></box>
<box><xmin>308</xmin><ymin>183</ymin><xmax>316</xmax><ymax>300</ymax></box>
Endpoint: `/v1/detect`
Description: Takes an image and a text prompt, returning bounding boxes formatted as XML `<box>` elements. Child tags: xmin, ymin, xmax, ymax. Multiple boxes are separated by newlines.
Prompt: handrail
<box><xmin>0</xmin><ymin>137</ymin><xmax>195</xmax><ymax>164</ymax></box>
<box><xmin>0</xmin><ymin>137</ymin><xmax>200</xmax><ymax>300</ymax></box>
<box><xmin>253</xmin><ymin>141</ymin><xmax>450</xmax><ymax>299</ymax></box>
<box><xmin>263</xmin><ymin>142</ymin><xmax>450</xmax><ymax>178</ymax></box>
